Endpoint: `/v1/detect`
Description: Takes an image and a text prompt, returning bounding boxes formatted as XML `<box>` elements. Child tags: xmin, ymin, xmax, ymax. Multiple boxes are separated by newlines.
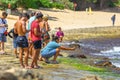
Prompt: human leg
<box><xmin>53</xmin><ymin>48</ymin><xmax>60</xmax><ymax>61</ymax></box>
<box><xmin>19</xmin><ymin>47</ymin><xmax>24</xmax><ymax>68</ymax></box>
<box><xmin>31</xmin><ymin>40</ymin><xmax>41</xmax><ymax>68</ymax></box>
<box><xmin>14</xmin><ymin>48</ymin><xmax>18</xmax><ymax>58</ymax></box>
<box><xmin>23</xmin><ymin>47</ymin><xmax>29</xmax><ymax>68</ymax></box>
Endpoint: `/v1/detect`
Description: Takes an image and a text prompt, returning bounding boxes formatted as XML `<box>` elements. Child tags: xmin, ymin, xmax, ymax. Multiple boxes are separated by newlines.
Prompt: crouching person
<box><xmin>39</xmin><ymin>36</ymin><xmax>76</xmax><ymax>64</ymax></box>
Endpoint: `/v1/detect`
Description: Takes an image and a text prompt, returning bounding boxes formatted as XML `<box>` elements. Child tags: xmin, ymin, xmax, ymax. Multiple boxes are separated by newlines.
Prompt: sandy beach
<box><xmin>5</xmin><ymin>8</ymin><xmax>120</xmax><ymax>30</ymax></box>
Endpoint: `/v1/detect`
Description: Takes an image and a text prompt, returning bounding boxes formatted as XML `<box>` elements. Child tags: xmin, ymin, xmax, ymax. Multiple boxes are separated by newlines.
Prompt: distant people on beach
<box><xmin>0</xmin><ymin>12</ymin><xmax>8</xmax><ymax>54</ymax></box>
<box><xmin>39</xmin><ymin>36</ymin><xmax>76</xmax><ymax>64</ymax></box>
<box><xmin>111</xmin><ymin>14</ymin><xmax>116</xmax><ymax>26</ymax></box>
<box><xmin>56</xmin><ymin>27</ymin><xmax>64</xmax><ymax>42</ymax></box>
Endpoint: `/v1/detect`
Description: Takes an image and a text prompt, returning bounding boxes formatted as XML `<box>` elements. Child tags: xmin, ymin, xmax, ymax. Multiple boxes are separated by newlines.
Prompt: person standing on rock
<box><xmin>0</xmin><ymin>12</ymin><xmax>8</xmax><ymax>54</ymax></box>
<box><xmin>39</xmin><ymin>36</ymin><xmax>76</xmax><ymax>64</ymax></box>
<box><xmin>30</xmin><ymin>13</ymin><xmax>43</xmax><ymax>69</ymax></box>
<box><xmin>40</xmin><ymin>14</ymin><xmax>51</xmax><ymax>47</ymax></box>
<box><xmin>111</xmin><ymin>14</ymin><xmax>116</xmax><ymax>26</ymax></box>
<box><xmin>14</xmin><ymin>13</ymin><xmax>30</xmax><ymax>68</ymax></box>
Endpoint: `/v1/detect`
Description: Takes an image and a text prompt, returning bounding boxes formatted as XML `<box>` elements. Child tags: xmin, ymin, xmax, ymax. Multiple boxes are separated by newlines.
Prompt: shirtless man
<box><xmin>14</xmin><ymin>13</ymin><xmax>30</xmax><ymax>68</ymax></box>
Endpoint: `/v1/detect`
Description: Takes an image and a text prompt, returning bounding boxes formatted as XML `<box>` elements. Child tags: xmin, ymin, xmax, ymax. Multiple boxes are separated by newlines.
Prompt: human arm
<box><xmin>34</xmin><ymin>25</ymin><xmax>41</xmax><ymax>36</ymax></box>
<box><xmin>0</xmin><ymin>19</ymin><xmax>8</xmax><ymax>27</ymax></box>
<box><xmin>45</xmin><ymin>22</ymin><xmax>50</xmax><ymax>32</ymax></box>
<box><xmin>14</xmin><ymin>23</ymin><xmax>17</xmax><ymax>34</ymax></box>
<box><xmin>59</xmin><ymin>46</ymin><xmax>76</xmax><ymax>50</ymax></box>
<box><xmin>8</xmin><ymin>29</ymin><xmax>13</xmax><ymax>38</ymax></box>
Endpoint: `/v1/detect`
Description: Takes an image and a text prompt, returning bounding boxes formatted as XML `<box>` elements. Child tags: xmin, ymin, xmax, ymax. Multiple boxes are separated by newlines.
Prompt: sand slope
<box><xmin>5</xmin><ymin>8</ymin><xmax>120</xmax><ymax>30</ymax></box>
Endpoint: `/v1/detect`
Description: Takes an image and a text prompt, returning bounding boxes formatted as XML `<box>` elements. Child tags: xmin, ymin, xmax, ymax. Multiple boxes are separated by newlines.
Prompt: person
<box><xmin>111</xmin><ymin>14</ymin><xmax>116</xmax><ymax>26</ymax></box>
<box><xmin>27</xmin><ymin>12</ymin><xmax>41</xmax><ymax>58</ymax></box>
<box><xmin>8</xmin><ymin>28</ymin><xmax>18</xmax><ymax>58</ymax></box>
<box><xmin>40</xmin><ymin>14</ymin><xmax>50</xmax><ymax>47</ymax></box>
<box><xmin>56</xmin><ymin>27</ymin><xmax>64</xmax><ymax>42</ymax></box>
<box><xmin>0</xmin><ymin>12</ymin><xmax>8</xmax><ymax>54</ymax></box>
<box><xmin>14</xmin><ymin>13</ymin><xmax>30</xmax><ymax>68</ymax></box>
<box><xmin>30</xmin><ymin>13</ymin><xmax>43</xmax><ymax>69</ymax></box>
<box><xmin>40</xmin><ymin>36</ymin><xmax>76</xmax><ymax>64</ymax></box>
<box><xmin>8</xmin><ymin>14</ymin><xmax>22</xmax><ymax>58</ymax></box>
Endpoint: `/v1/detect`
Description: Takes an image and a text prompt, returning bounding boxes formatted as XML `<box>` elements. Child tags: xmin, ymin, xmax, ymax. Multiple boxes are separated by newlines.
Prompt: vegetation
<box><xmin>0</xmin><ymin>0</ymin><xmax>120</xmax><ymax>10</ymax></box>
<box><xmin>0</xmin><ymin>0</ymin><xmax>72</xmax><ymax>10</ymax></box>
<box><xmin>58</xmin><ymin>57</ymin><xmax>106</xmax><ymax>72</ymax></box>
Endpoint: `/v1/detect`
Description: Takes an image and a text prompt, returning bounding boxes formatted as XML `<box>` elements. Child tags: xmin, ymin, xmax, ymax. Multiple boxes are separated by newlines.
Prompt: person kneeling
<box><xmin>39</xmin><ymin>36</ymin><xmax>76</xmax><ymax>64</ymax></box>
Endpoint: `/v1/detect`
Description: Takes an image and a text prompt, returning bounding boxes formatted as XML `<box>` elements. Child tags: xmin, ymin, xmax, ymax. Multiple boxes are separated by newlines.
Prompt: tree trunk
<box><xmin>100</xmin><ymin>0</ymin><xmax>103</xmax><ymax>9</ymax></box>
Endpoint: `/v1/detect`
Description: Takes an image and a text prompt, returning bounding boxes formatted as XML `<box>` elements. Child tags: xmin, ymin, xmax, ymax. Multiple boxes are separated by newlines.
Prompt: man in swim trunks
<box><xmin>14</xmin><ymin>13</ymin><xmax>30</xmax><ymax>68</ymax></box>
<box><xmin>30</xmin><ymin>13</ymin><xmax>43</xmax><ymax>69</ymax></box>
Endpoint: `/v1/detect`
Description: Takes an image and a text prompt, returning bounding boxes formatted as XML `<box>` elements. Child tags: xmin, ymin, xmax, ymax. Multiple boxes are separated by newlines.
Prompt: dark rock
<box><xmin>69</xmin><ymin>43</ymin><xmax>80</xmax><ymax>48</ymax></box>
<box><xmin>94</xmin><ymin>60</ymin><xmax>113</xmax><ymax>67</ymax></box>
<box><xmin>0</xmin><ymin>72</ymin><xmax>18</xmax><ymax>80</ymax></box>
<box><xmin>68</xmin><ymin>54</ymin><xmax>87</xmax><ymax>59</ymax></box>
<box><xmin>22</xmin><ymin>70</ymin><xmax>34</xmax><ymax>79</ymax></box>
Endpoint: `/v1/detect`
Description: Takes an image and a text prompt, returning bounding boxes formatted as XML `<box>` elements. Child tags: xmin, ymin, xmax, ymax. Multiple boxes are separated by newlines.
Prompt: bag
<box><xmin>4</xmin><ymin>30</ymin><xmax>8</xmax><ymax>36</ymax></box>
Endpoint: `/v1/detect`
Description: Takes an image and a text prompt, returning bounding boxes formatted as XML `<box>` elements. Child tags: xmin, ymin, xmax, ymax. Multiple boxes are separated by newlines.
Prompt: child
<box><xmin>56</xmin><ymin>27</ymin><xmax>64</xmax><ymax>42</ymax></box>
<box><xmin>8</xmin><ymin>28</ymin><xmax>18</xmax><ymax>58</ymax></box>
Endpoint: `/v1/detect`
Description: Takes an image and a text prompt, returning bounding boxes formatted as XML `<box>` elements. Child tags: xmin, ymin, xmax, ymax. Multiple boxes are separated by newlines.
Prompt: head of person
<box><xmin>36</xmin><ymin>13</ymin><xmax>43</xmax><ymax>22</ymax></box>
<box><xmin>18</xmin><ymin>13</ymin><xmax>22</xmax><ymax>20</ymax></box>
<box><xmin>2</xmin><ymin>12</ymin><xmax>8</xmax><ymax>19</ymax></box>
<box><xmin>30</xmin><ymin>12</ymin><xmax>36</xmax><ymax>17</ymax></box>
<box><xmin>35</xmin><ymin>11</ymin><xmax>42</xmax><ymax>17</ymax></box>
<box><xmin>21</xmin><ymin>13</ymin><xmax>30</xmax><ymax>22</ymax></box>
<box><xmin>52</xmin><ymin>36</ymin><xmax>59</xmax><ymax>43</ymax></box>
<box><xmin>58</xmin><ymin>27</ymin><xmax>61</xmax><ymax>31</ymax></box>
<box><xmin>43</xmin><ymin>14</ymin><xmax>49</xmax><ymax>21</ymax></box>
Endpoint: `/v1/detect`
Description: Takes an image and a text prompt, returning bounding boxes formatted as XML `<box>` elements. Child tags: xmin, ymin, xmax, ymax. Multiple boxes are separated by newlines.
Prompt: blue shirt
<box><xmin>27</xmin><ymin>16</ymin><xmax>36</xmax><ymax>30</ymax></box>
<box><xmin>41</xmin><ymin>41</ymin><xmax>60</xmax><ymax>52</ymax></box>
<box><xmin>0</xmin><ymin>18</ymin><xmax>7</xmax><ymax>33</ymax></box>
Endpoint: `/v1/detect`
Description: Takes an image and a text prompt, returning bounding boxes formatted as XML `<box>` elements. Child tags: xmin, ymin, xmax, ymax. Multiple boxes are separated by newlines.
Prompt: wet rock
<box><xmin>80</xmin><ymin>75</ymin><xmax>102</xmax><ymax>80</ymax></box>
<box><xmin>5</xmin><ymin>68</ymin><xmax>44</xmax><ymax>80</ymax></box>
<box><xmin>68</xmin><ymin>54</ymin><xmax>87</xmax><ymax>59</ymax></box>
<box><xmin>0</xmin><ymin>72</ymin><xmax>18</xmax><ymax>80</ymax></box>
<box><xmin>69</xmin><ymin>43</ymin><xmax>80</xmax><ymax>48</ymax></box>
<box><xmin>94</xmin><ymin>60</ymin><xmax>113</xmax><ymax>67</ymax></box>
<box><xmin>112</xmin><ymin>67</ymin><xmax>120</xmax><ymax>74</ymax></box>
<box><xmin>0</xmin><ymin>65</ymin><xmax>11</xmax><ymax>70</ymax></box>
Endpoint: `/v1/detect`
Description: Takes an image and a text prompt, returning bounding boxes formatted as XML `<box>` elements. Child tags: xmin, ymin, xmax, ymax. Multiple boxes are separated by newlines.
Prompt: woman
<box><xmin>40</xmin><ymin>14</ymin><xmax>50</xmax><ymax>47</ymax></box>
<box><xmin>39</xmin><ymin>36</ymin><xmax>76</xmax><ymax>64</ymax></box>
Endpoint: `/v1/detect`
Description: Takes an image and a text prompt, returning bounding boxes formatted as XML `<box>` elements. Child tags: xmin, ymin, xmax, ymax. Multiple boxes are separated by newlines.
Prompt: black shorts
<box><xmin>16</xmin><ymin>36</ymin><xmax>28</xmax><ymax>48</ymax></box>
<box><xmin>33</xmin><ymin>40</ymin><xmax>42</xmax><ymax>49</ymax></box>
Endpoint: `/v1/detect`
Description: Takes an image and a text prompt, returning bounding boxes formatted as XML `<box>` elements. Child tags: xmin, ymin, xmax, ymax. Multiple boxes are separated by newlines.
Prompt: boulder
<box><xmin>68</xmin><ymin>54</ymin><xmax>87</xmax><ymax>58</ymax></box>
<box><xmin>94</xmin><ymin>60</ymin><xmax>112</xmax><ymax>67</ymax></box>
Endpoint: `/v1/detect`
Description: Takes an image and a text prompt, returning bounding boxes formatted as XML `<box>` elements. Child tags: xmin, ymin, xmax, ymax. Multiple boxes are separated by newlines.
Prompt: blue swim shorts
<box><xmin>16</xmin><ymin>36</ymin><xmax>28</xmax><ymax>48</ymax></box>
<box><xmin>0</xmin><ymin>33</ymin><xmax>6</xmax><ymax>42</ymax></box>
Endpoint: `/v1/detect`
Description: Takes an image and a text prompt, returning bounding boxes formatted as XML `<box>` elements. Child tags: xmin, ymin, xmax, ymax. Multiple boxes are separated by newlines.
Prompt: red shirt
<box><xmin>31</xmin><ymin>20</ymin><xmax>41</xmax><ymax>41</ymax></box>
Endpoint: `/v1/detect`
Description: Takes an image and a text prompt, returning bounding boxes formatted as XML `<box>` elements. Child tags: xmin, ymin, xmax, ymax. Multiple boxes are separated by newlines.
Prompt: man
<box><xmin>30</xmin><ymin>13</ymin><xmax>43</xmax><ymax>69</ymax></box>
<box><xmin>14</xmin><ymin>13</ymin><xmax>30</xmax><ymax>68</ymax></box>
<box><xmin>111</xmin><ymin>14</ymin><xmax>116</xmax><ymax>26</ymax></box>
<box><xmin>0</xmin><ymin>12</ymin><xmax>8</xmax><ymax>54</ymax></box>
